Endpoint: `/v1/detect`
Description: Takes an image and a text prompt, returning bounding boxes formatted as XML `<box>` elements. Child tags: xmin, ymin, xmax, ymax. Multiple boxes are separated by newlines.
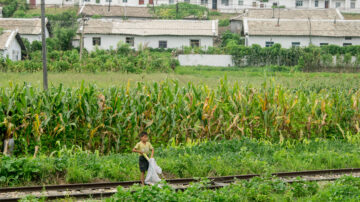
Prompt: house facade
<box><xmin>78</xmin><ymin>19</ymin><xmax>218</xmax><ymax>51</ymax></box>
<box><xmin>0</xmin><ymin>18</ymin><xmax>50</xmax><ymax>43</ymax></box>
<box><xmin>243</xmin><ymin>18</ymin><xmax>360</xmax><ymax>48</ymax></box>
<box><xmin>27</xmin><ymin>0</ymin><xmax>360</xmax><ymax>12</ymax></box>
<box><xmin>0</xmin><ymin>30</ymin><xmax>26</xmax><ymax>61</ymax></box>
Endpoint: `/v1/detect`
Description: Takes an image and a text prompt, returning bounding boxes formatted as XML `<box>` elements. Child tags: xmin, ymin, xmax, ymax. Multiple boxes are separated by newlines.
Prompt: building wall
<box><xmin>178</xmin><ymin>54</ymin><xmax>234</xmax><ymax>66</ymax></box>
<box><xmin>2</xmin><ymin>36</ymin><xmax>22</xmax><ymax>61</ymax></box>
<box><xmin>246</xmin><ymin>35</ymin><xmax>360</xmax><ymax>48</ymax></box>
<box><xmin>21</xmin><ymin>28</ymin><xmax>49</xmax><ymax>43</ymax></box>
<box><xmin>83</xmin><ymin>34</ymin><xmax>214</xmax><ymax>51</ymax></box>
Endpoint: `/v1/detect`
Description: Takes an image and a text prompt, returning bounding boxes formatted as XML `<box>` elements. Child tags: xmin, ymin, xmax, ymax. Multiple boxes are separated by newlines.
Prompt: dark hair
<box><xmin>139</xmin><ymin>132</ymin><xmax>148</xmax><ymax>138</ymax></box>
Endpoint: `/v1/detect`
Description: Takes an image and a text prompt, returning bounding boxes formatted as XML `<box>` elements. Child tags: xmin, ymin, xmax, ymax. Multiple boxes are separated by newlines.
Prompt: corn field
<box><xmin>1</xmin><ymin>79</ymin><xmax>360</xmax><ymax>155</ymax></box>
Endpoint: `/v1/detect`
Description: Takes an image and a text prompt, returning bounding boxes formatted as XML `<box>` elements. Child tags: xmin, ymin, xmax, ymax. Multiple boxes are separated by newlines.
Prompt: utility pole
<box><xmin>108</xmin><ymin>0</ymin><xmax>111</xmax><ymax>12</ymax></box>
<box><xmin>176</xmin><ymin>0</ymin><xmax>179</xmax><ymax>19</ymax></box>
<box><xmin>79</xmin><ymin>16</ymin><xmax>87</xmax><ymax>62</ymax></box>
<box><xmin>41</xmin><ymin>0</ymin><xmax>48</xmax><ymax>90</ymax></box>
<box><xmin>308</xmin><ymin>17</ymin><xmax>312</xmax><ymax>45</ymax></box>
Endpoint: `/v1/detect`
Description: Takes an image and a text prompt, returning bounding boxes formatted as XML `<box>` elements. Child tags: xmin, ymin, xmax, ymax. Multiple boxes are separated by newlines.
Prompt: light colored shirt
<box><xmin>134</xmin><ymin>141</ymin><xmax>153</xmax><ymax>156</ymax></box>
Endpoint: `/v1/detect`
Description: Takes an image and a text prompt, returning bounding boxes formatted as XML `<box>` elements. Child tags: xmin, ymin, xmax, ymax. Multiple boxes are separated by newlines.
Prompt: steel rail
<box><xmin>0</xmin><ymin>168</ymin><xmax>359</xmax><ymax>201</ymax></box>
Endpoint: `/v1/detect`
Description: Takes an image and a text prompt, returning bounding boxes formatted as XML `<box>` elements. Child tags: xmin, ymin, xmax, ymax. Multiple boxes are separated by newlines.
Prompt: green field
<box><xmin>2</xmin><ymin>139</ymin><xmax>360</xmax><ymax>186</ymax></box>
<box><xmin>0</xmin><ymin>66</ymin><xmax>359</xmax><ymax>88</ymax></box>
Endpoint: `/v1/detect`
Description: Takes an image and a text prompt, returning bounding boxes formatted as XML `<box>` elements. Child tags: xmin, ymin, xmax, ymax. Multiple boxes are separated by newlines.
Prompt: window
<box><xmin>105</xmin><ymin>0</ymin><xmax>112</xmax><ymax>2</ymax></box>
<box><xmin>343</xmin><ymin>43</ymin><xmax>352</xmax><ymax>46</ymax></box>
<box><xmin>336</xmin><ymin>2</ymin><xmax>341</xmax><ymax>8</ymax></box>
<box><xmin>190</xmin><ymin>39</ymin><xmax>200</xmax><ymax>48</ymax></box>
<box><xmin>84</xmin><ymin>0</ymin><xmax>90</xmax><ymax>2</ymax></box>
<box><xmin>351</xmin><ymin>0</ymin><xmax>356</xmax><ymax>8</ymax></box>
<box><xmin>126</xmin><ymin>37</ymin><xmax>134</xmax><ymax>47</ymax></box>
<box><xmin>345</xmin><ymin>36</ymin><xmax>352</xmax><ymax>40</ymax></box>
<box><xmin>184</xmin><ymin>0</ymin><xmax>190</xmax><ymax>2</ymax></box>
<box><xmin>315</xmin><ymin>0</ymin><xmax>319</xmax><ymax>7</ymax></box>
<box><xmin>159</xmin><ymin>41</ymin><xmax>167</xmax><ymax>49</ymax></box>
<box><xmin>96</xmin><ymin>0</ymin><xmax>100</xmax><ymax>3</ymax></box>
<box><xmin>123</xmin><ymin>0</ymin><xmax>127</xmax><ymax>3</ymax></box>
<box><xmin>201</xmin><ymin>0</ymin><xmax>208</xmax><ymax>5</ymax></box>
<box><xmin>265</xmin><ymin>41</ymin><xmax>274</xmax><ymax>47</ymax></box>
<box><xmin>320</xmin><ymin>43</ymin><xmax>329</xmax><ymax>46</ymax></box>
<box><xmin>169</xmin><ymin>0</ymin><xmax>174</xmax><ymax>4</ymax></box>
<box><xmin>238</xmin><ymin>0</ymin><xmax>243</xmax><ymax>5</ymax></box>
<box><xmin>93</xmin><ymin>37</ymin><xmax>101</xmax><ymax>46</ymax></box>
<box><xmin>296</xmin><ymin>0</ymin><xmax>303</xmax><ymax>7</ymax></box>
<box><xmin>292</xmin><ymin>42</ymin><xmax>300</xmax><ymax>47</ymax></box>
<box><xmin>221</xmin><ymin>0</ymin><xmax>229</xmax><ymax>6</ymax></box>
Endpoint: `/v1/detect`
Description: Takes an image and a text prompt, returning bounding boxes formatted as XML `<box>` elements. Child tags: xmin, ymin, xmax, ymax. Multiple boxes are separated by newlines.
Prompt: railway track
<box><xmin>1</xmin><ymin>168</ymin><xmax>360</xmax><ymax>201</ymax></box>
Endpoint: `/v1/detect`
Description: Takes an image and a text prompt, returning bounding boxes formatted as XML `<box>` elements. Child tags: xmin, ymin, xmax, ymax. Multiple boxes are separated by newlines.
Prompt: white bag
<box><xmin>145</xmin><ymin>158</ymin><xmax>162</xmax><ymax>185</ymax></box>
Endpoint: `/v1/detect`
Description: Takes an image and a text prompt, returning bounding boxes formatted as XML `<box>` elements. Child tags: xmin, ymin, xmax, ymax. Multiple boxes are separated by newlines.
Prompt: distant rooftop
<box><xmin>80</xmin><ymin>19</ymin><xmax>218</xmax><ymax>36</ymax></box>
<box><xmin>0</xmin><ymin>18</ymin><xmax>48</xmax><ymax>35</ymax></box>
<box><xmin>80</xmin><ymin>5</ymin><xmax>155</xmax><ymax>18</ymax></box>
<box><xmin>244</xmin><ymin>19</ymin><xmax>360</xmax><ymax>37</ymax></box>
<box><xmin>0</xmin><ymin>30</ymin><xmax>14</xmax><ymax>50</ymax></box>
<box><xmin>232</xmin><ymin>8</ymin><xmax>343</xmax><ymax>21</ymax></box>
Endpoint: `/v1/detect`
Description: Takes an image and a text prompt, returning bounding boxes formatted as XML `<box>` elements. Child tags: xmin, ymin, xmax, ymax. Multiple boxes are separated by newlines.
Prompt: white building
<box><xmin>230</xmin><ymin>8</ymin><xmax>343</xmax><ymax>34</ymax></box>
<box><xmin>0</xmin><ymin>30</ymin><xmax>26</xmax><ymax>61</ymax></box>
<box><xmin>244</xmin><ymin>18</ymin><xmax>360</xmax><ymax>48</ymax></box>
<box><xmin>0</xmin><ymin>18</ymin><xmax>50</xmax><ymax>43</ymax></box>
<box><xmin>27</xmin><ymin>0</ymin><xmax>360</xmax><ymax>13</ymax></box>
<box><xmin>78</xmin><ymin>19</ymin><xmax>218</xmax><ymax>51</ymax></box>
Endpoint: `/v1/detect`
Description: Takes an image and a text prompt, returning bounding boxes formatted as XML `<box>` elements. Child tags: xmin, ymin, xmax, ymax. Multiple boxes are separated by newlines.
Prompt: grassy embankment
<box><xmin>0</xmin><ymin>66</ymin><xmax>359</xmax><ymax>88</ymax></box>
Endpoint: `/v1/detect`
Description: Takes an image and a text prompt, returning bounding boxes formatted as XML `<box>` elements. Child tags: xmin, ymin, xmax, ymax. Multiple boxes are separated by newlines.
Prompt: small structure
<box><xmin>78</xmin><ymin>19</ymin><xmax>218</xmax><ymax>51</ymax></box>
<box><xmin>27</xmin><ymin>0</ymin><xmax>80</xmax><ymax>7</ymax></box>
<box><xmin>0</xmin><ymin>30</ymin><xmax>26</xmax><ymax>61</ymax></box>
<box><xmin>244</xmin><ymin>18</ymin><xmax>360</xmax><ymax>48</ymax></box>
<box><xmin>79</xmin><ymin>5</ymin><xmax>155</xmax><ymax>20</ymax></box>
<box><xmin>230</xmin><ymin>8</ymin><xmax>343</xmax><ymax>34</ymax></box>
<box><xmin>0</xmin><ymin>18</ymin><xmax>51</xmax><ymax>43</ymax></box>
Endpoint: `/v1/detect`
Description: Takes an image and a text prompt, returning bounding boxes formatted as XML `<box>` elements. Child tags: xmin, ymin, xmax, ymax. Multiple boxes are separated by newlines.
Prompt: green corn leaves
<box><xmin>0</xmin><ymin>79</ymin><xmax>360</xmax><ymax>155</ymax></box>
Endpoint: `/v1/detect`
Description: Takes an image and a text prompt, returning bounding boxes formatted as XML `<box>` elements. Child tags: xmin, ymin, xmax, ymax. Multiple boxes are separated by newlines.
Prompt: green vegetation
<box><xmin>1</xmin><ymin>79</ymin><xmax>360</xmax><ymax>156</ymax></box>
<box><xmin>1</xmin><ymin>139</ymin><xmax>360</xmax><ymax>186</ymax></box>
<box><xmin>107</xmin><ymin>176</ymin><xmax>360</xmax><ymax>201</ymax></box>
<box><xmin>152</xmin><ymin>3</ymin><xmax>208</xmax><ymax>19</ymax></box>
<box><xmin>223</xmin><ymin>38</ymin><xmax>360</xmax><ymax>70</ymax></box>
<box><xmin>0</xmin><ymin>0</ymin><xmax>27</xmax><ymax>17</ymax></box>
<box><xmin>0</xmin><ymin>46</ymin><xmax>177</xmax><ymax>73</ymax></box>
<box><xmin>218</xmin><ymin>19</ymin><xmax>230</xmax><ymax>27</ymax></box>
<box><xmin>14</xmin><ymin>8</ymin><xmax>79</xmax><ymax>51</ymax></box>
<box><xmin>1</xmin><ymin>67</ymin><xmax>360</xmax><ymax>89</ymax></box>
<box><xmin>342</xmin><ymin>12</ymin><xmax>360</xmax><ymax>20</ymax></box>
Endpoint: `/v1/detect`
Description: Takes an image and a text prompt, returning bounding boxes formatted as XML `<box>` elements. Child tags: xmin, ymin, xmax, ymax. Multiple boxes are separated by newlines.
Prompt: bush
<box><xmin>219</xmin><ymin>19</ymin><xmax>230</xmax><ymax>27</ymax></box>
<box><xmin>153</xmin><ymin>3</ymin><xmax>208</xmax><ymax>19</ymax></box>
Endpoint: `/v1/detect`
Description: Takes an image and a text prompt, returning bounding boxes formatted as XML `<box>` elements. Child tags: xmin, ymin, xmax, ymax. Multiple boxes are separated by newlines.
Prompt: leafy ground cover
<box><xmin>106</xmin><ymin>175</ymin><xmax>360</xmax><ymax>202</ymax></box>
<box><xmin>1</xmin><ymin>139</ymin><xmax>360</xmax><ymax>187</ymax></box>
